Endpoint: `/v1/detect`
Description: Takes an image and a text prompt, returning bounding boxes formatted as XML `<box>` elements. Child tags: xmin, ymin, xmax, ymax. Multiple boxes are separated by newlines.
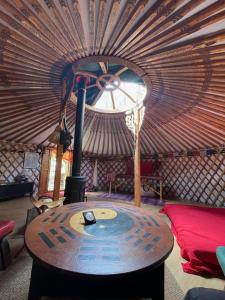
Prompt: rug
<box><xmin>162</xmin><ymin>204</ymin><xmax>225</xmax><ymax>276</ymax></box>
<box><xmin>0</xmin><ymin>255</ymin><xmax>184</xmax><ymax>300</ymax></box>
<box><xmin>97</xmin><ymin>193</ymin><xmax>164</xmax><ymax>206</ymax></box>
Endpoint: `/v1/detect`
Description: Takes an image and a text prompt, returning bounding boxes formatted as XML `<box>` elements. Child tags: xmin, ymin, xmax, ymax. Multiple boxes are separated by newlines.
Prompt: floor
<box><xmin>0</xmin><ymin>193</ymin><xmax>224</xmax><ymax>297</ymax></box>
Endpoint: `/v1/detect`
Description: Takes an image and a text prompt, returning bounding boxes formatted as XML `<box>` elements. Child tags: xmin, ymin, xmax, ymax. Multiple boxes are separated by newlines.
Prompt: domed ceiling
<box><xmin>0</xmin><ymin>0</ymin><xmax>225</xmax><ymax>156</ymax></box>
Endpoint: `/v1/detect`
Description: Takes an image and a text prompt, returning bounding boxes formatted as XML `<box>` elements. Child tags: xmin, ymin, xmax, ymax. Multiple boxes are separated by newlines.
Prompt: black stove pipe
<box><xmin>64</xmin><ymin>76</ymin><xmax>87</xmax><ymax>204</ymax></box>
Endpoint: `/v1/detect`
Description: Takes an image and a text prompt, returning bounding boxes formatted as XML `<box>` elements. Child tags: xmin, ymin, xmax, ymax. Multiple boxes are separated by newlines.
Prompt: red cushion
<box><xmin>126</xmin><ymin>160</ymin><xmax>155</xmax><ymax>176</ymax></box>
<box><xmin>141</xmin><ymin>161</ymin><xmax>154</xmax><ymax>176</ymax></box>
<box><xmin>161</xmin><ymin>204</ymin><xmax>225</xmax><ymax>276</ymax></box>
<box><xmin>0</xmin><ymin>220</ymin><xmax>15</xmax><ymax>239</ymax></box>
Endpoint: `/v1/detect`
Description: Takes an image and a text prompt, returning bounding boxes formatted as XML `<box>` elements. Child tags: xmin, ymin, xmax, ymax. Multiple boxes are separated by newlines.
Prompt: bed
<box><xmin>161</xmin><ymin>204</ymin><xmax>225</xmax><ymax>276</ymax></box>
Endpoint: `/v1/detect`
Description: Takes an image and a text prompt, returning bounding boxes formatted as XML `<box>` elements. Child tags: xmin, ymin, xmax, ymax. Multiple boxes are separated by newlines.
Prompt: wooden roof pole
<box><xmin>134</xmin><ymin>108</ymin><xmax>141</xmax><ymax>207</ymax></box>
<box><xmin>53</xmin><ymin>144</ymin><xmax>63</xmax><ymax>201</ymax></box>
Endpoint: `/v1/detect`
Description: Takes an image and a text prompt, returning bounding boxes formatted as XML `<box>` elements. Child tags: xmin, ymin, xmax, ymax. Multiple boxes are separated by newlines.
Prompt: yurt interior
<box><xmin>0</xmin><ymin>1</ymin><xmax>225</xmax><ymax>299</ymax></box>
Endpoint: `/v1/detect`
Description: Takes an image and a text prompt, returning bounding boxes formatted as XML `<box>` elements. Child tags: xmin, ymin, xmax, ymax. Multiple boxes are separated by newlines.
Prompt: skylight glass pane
<box><xmin>113</xmin><ymin>89</ymin><xmax>133</xmax><ymax>110</ymax></box>
<box><xmin>94</xmin><ymin>82</ymin><xmax>146</xmax><ymax>112</ymax></box>
<box><xmin>95</xmin><ymin>91</ymin><xmax>113</xmax><ymax>110</ymax></box>
<box><xmin>120</xmin><ymin>82</ymin><xmax>146</xmax><ymax>103</ymax></box>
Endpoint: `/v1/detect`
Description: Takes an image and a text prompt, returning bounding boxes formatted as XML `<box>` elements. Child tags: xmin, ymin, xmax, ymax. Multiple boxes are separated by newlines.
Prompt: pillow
<box><xmin>141</xmin><ymin>161</ymin><xmax>154</xmax><ymax>176</ymax></box>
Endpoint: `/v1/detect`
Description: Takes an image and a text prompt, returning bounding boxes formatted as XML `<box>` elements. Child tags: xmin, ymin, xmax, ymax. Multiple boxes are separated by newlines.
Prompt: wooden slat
<box><xmin>0</xmin><ymin>0</ymin><xmax>224</xmax><ymax>156</ymax></box>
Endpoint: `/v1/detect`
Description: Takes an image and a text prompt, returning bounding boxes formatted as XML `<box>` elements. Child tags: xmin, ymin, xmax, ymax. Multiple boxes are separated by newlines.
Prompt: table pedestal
<box><xmin>28</xmin><ymin>259</ymin><xmax>165</xmax><ymax>300</ymax></box>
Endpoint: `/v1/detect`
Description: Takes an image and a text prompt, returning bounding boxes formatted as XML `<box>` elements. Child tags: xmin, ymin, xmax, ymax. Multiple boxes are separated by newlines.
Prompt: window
<box><xmin>47</xmin><ymin>150</ymin><xmax>71</xmax><ymax>191</ymax></box>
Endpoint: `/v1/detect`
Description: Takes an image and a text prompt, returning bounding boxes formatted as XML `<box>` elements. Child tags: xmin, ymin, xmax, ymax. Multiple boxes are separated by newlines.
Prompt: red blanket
<box><xmin>161</xmin><ymin>204</ymin><xmax>225</xmax><ymax>276</ymax></box>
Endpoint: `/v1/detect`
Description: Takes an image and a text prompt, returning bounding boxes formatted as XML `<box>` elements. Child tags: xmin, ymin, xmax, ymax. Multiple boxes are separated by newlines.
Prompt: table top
<box><xmin>25</xmin><ymin>201</ymin><xmax>173</xmax><ymax>277</ymax></box>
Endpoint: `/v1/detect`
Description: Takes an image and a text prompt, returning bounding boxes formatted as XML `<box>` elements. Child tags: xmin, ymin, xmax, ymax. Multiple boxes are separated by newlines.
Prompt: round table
<box><xmin>25</xmin><ymin>201</ymin><xmax>173</xmax><ymax>299</ymax></box>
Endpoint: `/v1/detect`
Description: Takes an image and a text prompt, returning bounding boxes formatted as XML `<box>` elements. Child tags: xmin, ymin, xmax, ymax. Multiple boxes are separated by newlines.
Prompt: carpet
<box><xmin>0</xmin><ymin>255</ymin><xmax>184</xmax><ymax>300</ymax></box>
<box><xmin>97</xmin><ymin>193</ymin><xmax>164</xmax><ymax>206</ymax></box>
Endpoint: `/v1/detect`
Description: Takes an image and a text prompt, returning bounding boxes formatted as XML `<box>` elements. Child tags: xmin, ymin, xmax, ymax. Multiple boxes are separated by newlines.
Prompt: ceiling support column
<box><xmin>134</xmin><ymin>109</ymin><xmax>141</xmax><ymax>207</ymax></box>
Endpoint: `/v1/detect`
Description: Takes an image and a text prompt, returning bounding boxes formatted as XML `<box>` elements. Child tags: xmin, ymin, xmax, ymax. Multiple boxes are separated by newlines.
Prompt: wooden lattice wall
<box><xmin>1</xmin><ymin>138</ymin><xmax>223</xmax><ymax>207</ymax></box>
<box><xmin>97</xmin><ymin>159</ymin><xmax>133</xmax><ymax>193</ymax></box>
<box><xmin>81</xmin><ymin>159</ymin><xmax>95</xmax><ymax>192</ymax></box>
<box><xmin>0</xmin><ymin>140</ymin><xmax>41</xmax><ymax>195</ymax></box>
<box><xmin>159</xmin><ymin>153</ymin><xmax>225</xmax><ymax>207</ymax></box>
<box><xmin>94</xmin><ymin>150</ymin><xmax>224</xmax><ymax>207</ymax></box>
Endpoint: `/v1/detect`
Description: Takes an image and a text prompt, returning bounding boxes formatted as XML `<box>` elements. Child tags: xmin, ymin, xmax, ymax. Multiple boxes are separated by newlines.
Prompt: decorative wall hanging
<box><xmin>24</xmin><ymin>152</ymin><xmax>40</xmax><ymax>169</ymax></box>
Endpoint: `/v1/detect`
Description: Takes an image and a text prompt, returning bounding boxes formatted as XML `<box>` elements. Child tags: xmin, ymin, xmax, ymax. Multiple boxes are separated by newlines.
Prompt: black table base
<box><xmin>28</xmin><ymin>259</ymin><xmax>164</xmax><ymax>300</ymax></box>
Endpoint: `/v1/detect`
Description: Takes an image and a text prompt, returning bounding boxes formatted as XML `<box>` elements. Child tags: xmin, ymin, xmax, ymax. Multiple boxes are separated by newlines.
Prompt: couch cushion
<box><xmin>0</xmin><ymin>220</ymin><xmax>15</xmax><ymax>239</ymax></box>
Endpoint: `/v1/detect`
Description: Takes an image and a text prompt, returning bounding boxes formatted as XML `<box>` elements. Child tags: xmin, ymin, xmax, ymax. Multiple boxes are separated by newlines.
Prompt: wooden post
<box><xmin>53</xmin><ymin>144</ymin><xmax>63</xmax><ymax>201</ymax></box>
<box><xmin>39</xmin><ymin>149</ymin><xmax>50</xmax><ymax>194</ymax></box>
<box><xmin>109</xmin><ymin>181</ymin><xmax>112</xmax><ymax>195</ymax></box>
<box><xmin>159</xmin><ymin>179</ymin><xmax>163</xmax><ymax>201</ymax></box>
<box><xmin>134</xmin><ymin>109</ymin><xmax>141</xmax><ymax>207</ymax></box>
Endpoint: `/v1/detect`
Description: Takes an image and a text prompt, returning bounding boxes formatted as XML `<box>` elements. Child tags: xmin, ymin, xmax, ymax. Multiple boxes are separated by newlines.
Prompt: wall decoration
<box><xmin>24</xmin><ymin>152</ymin><xmax>40</xmax><ymax>169</ymax></box>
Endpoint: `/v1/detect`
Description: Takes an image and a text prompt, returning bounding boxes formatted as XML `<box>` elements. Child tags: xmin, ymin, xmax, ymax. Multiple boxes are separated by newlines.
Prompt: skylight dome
<box><xmin>72</xmin><ymin>60</ymin><xmax>147</xmax><ymax>113</ymax></box>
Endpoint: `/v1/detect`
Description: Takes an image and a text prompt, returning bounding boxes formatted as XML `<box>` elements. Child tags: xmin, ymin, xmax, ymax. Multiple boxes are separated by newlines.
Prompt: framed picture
<box><xmin>24</xmin><ymin>152</ymin><xmax>39</xmax><ymax>169</ymax></box>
